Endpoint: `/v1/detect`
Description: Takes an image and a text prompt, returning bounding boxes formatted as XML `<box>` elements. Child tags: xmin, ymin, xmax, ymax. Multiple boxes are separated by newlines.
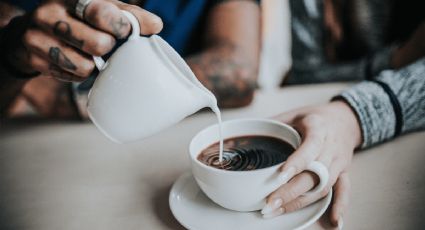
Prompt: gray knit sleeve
<box><xmin>339</xmin><ymin>57</ymin><xmax>425</xmax><ymax>148</ymax></box>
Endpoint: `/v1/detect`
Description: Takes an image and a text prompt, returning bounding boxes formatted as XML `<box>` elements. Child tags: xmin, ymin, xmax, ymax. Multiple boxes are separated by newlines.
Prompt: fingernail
<box><xmin>337</xmin><ymin>216</ymin><xmax>344</xmax><ymax>230</ymax></box>
<box><xmin>263</xmin><ymin>207</ymin><xmax>284</xmax><ymax>219</ymax></box>
<box><xmin>261</xmin><ymin>198</ymin><xmax>283</xmax><ymax>215</ymax></box>
<box><xmin>278</xmin><ymin>166</ymin><xmax>296</xmax><ymax>184</ymax></box>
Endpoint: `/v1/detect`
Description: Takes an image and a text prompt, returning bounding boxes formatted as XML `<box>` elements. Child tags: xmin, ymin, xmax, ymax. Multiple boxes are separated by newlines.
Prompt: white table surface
<box><xmin>1</xmin><ymin>83</ymin><xmax>424</xmax><ymax>230</ymax></box>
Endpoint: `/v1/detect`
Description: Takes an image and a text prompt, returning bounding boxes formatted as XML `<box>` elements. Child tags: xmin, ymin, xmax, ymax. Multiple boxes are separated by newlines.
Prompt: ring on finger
<box><xmin>302</xmin><ymin>161</ymin><xmax>329</xmax><ymax>196</ymax></box>
<box><xmin>75</xmin><ymin>0</ymin><xmax>93</xmax><ymax>19</ymax></box>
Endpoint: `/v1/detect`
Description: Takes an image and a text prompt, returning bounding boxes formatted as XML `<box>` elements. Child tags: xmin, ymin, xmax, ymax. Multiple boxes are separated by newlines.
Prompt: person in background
<box><xmin>260</xmin><ymin>0</ymin><xmax>425</xmax><ymax>228</ymax></box>
<box><xmin>0</xmin><ymin>0</ymin><xmax>260</xmax><ymax>119</ymax></box>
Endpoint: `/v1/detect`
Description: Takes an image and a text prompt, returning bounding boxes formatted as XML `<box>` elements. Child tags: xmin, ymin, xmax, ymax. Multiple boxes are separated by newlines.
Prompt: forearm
<box><xmin>187</xmin><ymin>42</ymin><xmax>258</xmax><ymax>108</ymax></box>
<box><xmin>186</xmin><ymin>0</ymin><xmax>260</xmax><ymax>108</ymax></box>
<box><xmin>337</xmin><ymin>57</ymin><xmax>425</xmax><ymax>148</ymax></box>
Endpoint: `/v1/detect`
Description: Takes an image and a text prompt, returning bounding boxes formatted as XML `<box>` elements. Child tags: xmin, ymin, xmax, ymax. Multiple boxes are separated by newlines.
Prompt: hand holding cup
<box><xmin>264</xmin><ymin>101</ymin><xmax>362</xmax><ymax>228</ymax></box>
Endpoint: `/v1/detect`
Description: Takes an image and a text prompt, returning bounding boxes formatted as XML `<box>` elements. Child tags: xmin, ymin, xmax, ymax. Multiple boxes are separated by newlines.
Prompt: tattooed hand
<box><xmin>3</xmin><ymin>0</ymin><xmax>163</xmax><ymax>82</ymax></box>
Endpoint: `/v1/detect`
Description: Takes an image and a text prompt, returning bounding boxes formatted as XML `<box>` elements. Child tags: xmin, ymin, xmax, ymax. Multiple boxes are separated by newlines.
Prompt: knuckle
<box><xmin>33</xmin><ymin>3</ymin><xmax>64</xmax><ymax>24</ymax></box>
<box><xmin>291</xmin><ymin>199</ymin><xmax>304</xmax><ymax>211</ymax></box>
<box><xmin>150</xmin><ymin>17</ymin><xmax>163</xmax><ymax>34</ymax></box>
<box><xmin>32</xmin><ymin>7</ymin><xmax>46</xmax><ymax>24</ymax></box>
<box><xmin>22</xmin><ymin>30</ymin><xmax>37</xmax><ymax>47</ymax></box>
<box><xmin>285</xmin><ymin>199</ymin><xmax>304</xmax><ymax>213</ymax></box>
<box><xmin>87</xmin><ymin>1</ymin><xmax>116</xmax><ymax>25</ymax></box>
<box><xmin>79</xmin><ymin>60</ymin><xmax>95</xmax><ymax>77</ymax></box>
<box><xmin>88</xmin><ymin>8</ymin><xmax>103</xmax><ymax>25</ymax></box>
<box><xmin>89</xmin><ymin>35</ymin><xmax>115</xmax><ymax>56</ymax></box>
<box><xmin>281</xmin><ymin>188</ymin><xmax>298</xmax><ymax>203</ymax></box>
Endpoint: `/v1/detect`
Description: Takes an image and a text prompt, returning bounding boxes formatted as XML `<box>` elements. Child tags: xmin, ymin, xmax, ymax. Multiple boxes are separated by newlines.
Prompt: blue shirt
<box><xmin>5</xmin><ymin>0</ymin><xmax>223</xmax><ymax>56</ymax></box>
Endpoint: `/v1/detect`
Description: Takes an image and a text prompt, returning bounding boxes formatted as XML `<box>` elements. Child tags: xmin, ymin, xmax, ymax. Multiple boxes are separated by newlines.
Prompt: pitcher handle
<box><xmin>92</xmin><ymin>10</ymin><xmax>140</xmax><ymax>71</ymax></box>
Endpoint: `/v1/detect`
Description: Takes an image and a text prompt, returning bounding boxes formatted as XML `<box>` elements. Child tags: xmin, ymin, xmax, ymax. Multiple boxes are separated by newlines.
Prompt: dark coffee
<box><xmin>197</xmin><ymin>135</ymin><xmax>295</xmax><ymax>171</ymax></box>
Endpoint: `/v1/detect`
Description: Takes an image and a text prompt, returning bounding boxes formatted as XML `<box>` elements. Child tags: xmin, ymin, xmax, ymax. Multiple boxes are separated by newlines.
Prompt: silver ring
<box><xmin>75</xmin><ymin>0</ymin><xmax>93</xmax><ymax>19</ymax></box>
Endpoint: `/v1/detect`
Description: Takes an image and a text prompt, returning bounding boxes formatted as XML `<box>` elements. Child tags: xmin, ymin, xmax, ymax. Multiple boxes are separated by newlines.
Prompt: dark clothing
<box><xmin>289</xmin><ymin>0</ymin><xmax>425</xmax><ymax>148</ymax></box>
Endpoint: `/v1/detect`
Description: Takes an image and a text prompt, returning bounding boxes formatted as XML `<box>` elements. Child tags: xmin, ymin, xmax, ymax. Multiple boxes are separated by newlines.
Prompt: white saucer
<box><xmin>169</xmin><ymin>172</ymin><xmax>332</xmax><ymax>230</ymax></box>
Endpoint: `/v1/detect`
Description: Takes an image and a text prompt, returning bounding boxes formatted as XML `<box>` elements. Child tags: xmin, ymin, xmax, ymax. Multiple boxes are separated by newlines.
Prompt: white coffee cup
<box><xmin>87</xmin><ymin>11</ymin><xmax>216</xmax><ymax>143</ymax></box>
<box><xmin>189</xmin><ymin>119</ymin><xmax>329</xmax><ymax>212</ymax></box>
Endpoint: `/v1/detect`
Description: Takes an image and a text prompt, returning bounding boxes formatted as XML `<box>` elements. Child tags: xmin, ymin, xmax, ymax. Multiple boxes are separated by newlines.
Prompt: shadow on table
<box><xmin>151</xmin><ymin>185</ymin><xmax>186</xmax><ymax>230</ymax></box>
<box><xmin>0</xmin><ymin>117</ymin><xmax>83</xmax><ymax>133</ymax></box>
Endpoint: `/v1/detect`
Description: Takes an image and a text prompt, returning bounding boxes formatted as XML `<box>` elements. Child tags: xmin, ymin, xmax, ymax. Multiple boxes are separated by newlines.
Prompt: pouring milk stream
<box><xmin>87</xmin><ymin>11</ymin><xmax>224</xmax><ymax>161</ymax></box>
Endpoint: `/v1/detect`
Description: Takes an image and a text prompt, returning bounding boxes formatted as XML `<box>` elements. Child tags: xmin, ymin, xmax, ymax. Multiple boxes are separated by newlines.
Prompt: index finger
<box><xmin>278</xmin><ymin>115</ymin><xmax>326</xmax><ymax>183</ymax></box>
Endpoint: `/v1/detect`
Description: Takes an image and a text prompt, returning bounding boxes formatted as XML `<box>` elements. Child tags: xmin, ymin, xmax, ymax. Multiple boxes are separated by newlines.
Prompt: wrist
<box><xmin>329</xmin><ymin>100</ymin><xmax>363</xmax><ymax>149</ymax></box>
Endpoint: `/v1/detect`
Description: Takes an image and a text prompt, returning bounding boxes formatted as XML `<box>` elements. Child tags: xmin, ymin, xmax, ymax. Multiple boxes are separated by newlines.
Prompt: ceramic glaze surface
<box><xmin>87</xmin><ymin>11</ymin><xmax>218</xmax><ymax>143</ymax></box>
<box><xmin>189</xmin><ymin>119</ymin><xmax>329</xmax><ymax>211</ymax></box>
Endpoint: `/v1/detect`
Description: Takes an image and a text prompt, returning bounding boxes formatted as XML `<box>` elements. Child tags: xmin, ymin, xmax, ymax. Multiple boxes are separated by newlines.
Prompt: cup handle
<box><xmin>302</xmin><ymin>161</ymin><xmax>329</xmax><ymax>196</ymax></box>
<box><xmin>92</xmin><ymin>10</ymin><xmax>141</xmax><ymax>71</ymax></box>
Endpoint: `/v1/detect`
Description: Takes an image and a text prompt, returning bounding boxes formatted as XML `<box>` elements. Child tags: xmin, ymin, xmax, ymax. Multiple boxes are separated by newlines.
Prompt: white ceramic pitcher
<box><xmin>87</xmin><ymin>11</ymin><xmax>217</xmax><ymax>143</ymax></box>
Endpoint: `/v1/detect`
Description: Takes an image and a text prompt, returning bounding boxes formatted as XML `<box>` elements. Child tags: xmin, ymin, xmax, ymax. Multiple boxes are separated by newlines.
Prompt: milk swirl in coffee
<box><xmin>198</xmin><ymin>135</ymin><xmax>295</xmax><ymax>171</ymax></box>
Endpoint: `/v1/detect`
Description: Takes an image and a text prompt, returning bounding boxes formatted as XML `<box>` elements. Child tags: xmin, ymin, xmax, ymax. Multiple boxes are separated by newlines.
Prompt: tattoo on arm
<box><xmin>49</xmin><ymin>47</ymin><xmax>77</xmax><ymax>71</ymax></box>
<box><xmin>53</xmin><ymin>21</ymin><xmax>84</xmax><ymax>49</ymax></box>
<box><xmin>187</xmin><ymin>40</ymin><xmax>258</xmax><ymax>108</ymax></box>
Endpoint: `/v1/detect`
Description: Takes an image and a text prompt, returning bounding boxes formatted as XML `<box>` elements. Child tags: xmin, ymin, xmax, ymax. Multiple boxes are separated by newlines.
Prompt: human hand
<box><xmin>261</xmin><ymin>101</ymin><xmax>362</xmax><ymax>228</ymax></box>
<box><xmin>4</xmin><ymin>0</ymin><xmax>163</xmax><ymax>81</ymax></box>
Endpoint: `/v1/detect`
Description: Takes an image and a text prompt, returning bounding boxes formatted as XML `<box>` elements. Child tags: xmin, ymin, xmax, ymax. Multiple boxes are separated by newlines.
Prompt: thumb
<box><xmin>111</xmin><ymin>0</ymin><xmax>163</xmax><ymax>35</ymax></box>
